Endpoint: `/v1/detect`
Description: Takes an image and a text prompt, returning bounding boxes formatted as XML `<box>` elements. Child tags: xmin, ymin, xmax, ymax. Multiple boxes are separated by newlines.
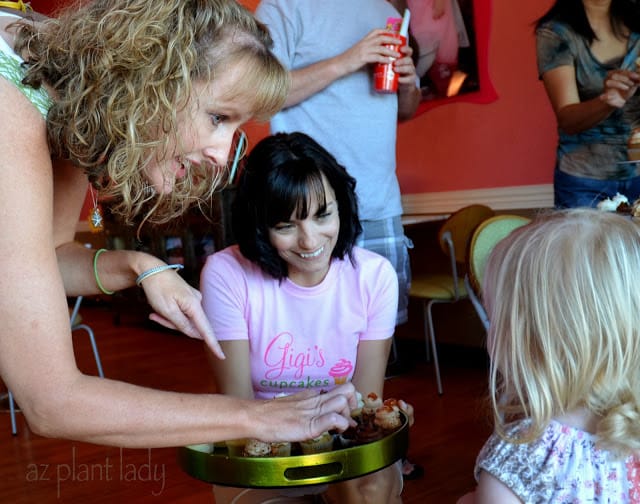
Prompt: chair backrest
<box><xmin>467</xmin><ymin>214</ymin><xmax>531</xmax><ymax>293</ymax></box>
<box><xmin>437</xmin><ymin>204</ymin><xmax>496</xmax><ymax>264</ymax></box>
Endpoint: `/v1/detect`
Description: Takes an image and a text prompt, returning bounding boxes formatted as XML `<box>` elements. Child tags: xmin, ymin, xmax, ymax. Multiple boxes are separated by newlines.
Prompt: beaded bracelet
<box><xmin>93</xmin><ymin>248</ymin><xmax>115</xmax><ymax>295</ymax></box>
<box><xmin>136</xmin><ymin>264</ymin><xmax>184</xmax><ymax>287</ymax></box>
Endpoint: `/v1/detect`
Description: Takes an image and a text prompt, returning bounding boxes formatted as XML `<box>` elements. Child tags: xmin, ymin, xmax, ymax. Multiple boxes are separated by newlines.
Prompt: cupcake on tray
<box><xmin>596</xmin><ymin>192</ymin><xmax>631</xmax><ymax>213</ymax></box>
<box><xmin>361</xmin><ymin>392</ymin><xmax>383</xmax><ymax>423</ymax></box>
<box><xmin>351</xmin><ymin>390</ymin><xmax>364</xmax><ymax>418</ymax></box>
<box><xmin>299</xmin><ymin>431</ymin><xmax>334</xmax><ymax>454</ymax></box>
<box><xmin>336</xmin><ymin>391</ymin><xmax>365</xmax><ymax>448</ymax></box>
<box><xmin>374</xmin><ymin>398</ymin><xmax>403</xmax><ymax>433</ymax></box>
<box><xmin>243</xmin><ymin>438</ymin><xmax>272</xmax><ymax>457</ymax></box>
<box><xmin>270</xmin><ymin>441</ymin><xmax>292</xmax><ymax>457</ymax></box>
<box><xmin>225</xmin><ymin>438</ymin><xmax>246</xmax><ymax>457</ymax></box>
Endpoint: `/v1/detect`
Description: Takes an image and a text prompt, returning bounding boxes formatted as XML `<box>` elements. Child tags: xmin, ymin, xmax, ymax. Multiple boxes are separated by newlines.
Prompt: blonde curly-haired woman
<box><xmin>0</xmin><ymin>0</ymin><xmax>355</xmax><ymax>447</ymax></box>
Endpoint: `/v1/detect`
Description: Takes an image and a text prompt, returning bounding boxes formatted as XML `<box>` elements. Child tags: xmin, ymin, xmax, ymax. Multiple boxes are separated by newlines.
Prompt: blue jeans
<box><xmin>554</xmin><ymin>168</ymin><xmax>640</xmax><ymax>208</ymax></box>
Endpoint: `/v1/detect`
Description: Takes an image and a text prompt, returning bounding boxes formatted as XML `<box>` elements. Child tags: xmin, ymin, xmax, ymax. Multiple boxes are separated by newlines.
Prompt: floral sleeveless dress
<box><xmin>475</xmin><ymin>419</ymin><xmax>640</xmax><ymax>503</ymax></box>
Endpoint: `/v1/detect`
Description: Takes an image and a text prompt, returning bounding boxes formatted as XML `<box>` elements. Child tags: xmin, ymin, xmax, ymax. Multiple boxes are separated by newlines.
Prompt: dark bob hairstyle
<box><xmin>534</xmin><ymin>0</ymin><xmax>640</xmax><ymax>42</ymax></box>
<box><xmin>231</xmin><ymin>132</ymin><xmax>362</xmax><ymax>280</ymax></box>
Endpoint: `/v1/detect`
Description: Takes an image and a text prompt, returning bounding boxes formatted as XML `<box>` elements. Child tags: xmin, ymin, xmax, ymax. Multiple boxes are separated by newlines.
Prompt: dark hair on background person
<box><xmin>232</xmin><ymin>132</ymin><xmax>362</xmax><ymax>280</ymax></box>
<box><xmin>534</xmin><ymin>0</ymin><xmax>640</xmax><ymax>41</ymax></box>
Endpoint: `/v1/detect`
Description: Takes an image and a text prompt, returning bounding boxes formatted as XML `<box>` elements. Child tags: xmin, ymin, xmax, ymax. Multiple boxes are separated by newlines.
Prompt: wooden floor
<box><xmin>0</xmin><ymin>299</ymin><xmax>493</xmax><ymax>503</ymax></box>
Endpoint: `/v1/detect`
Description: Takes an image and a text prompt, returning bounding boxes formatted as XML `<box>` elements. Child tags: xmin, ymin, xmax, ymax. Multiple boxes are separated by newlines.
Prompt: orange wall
<box><xmin>396</xmin><ymin>0</ymin><xmax>557</xmax><ymax>193</ymax></box>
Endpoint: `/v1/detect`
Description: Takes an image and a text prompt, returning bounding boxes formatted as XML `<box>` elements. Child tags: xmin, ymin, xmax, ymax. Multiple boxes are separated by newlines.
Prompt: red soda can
<box><xmin>373</xmin><ymin>33</ymin><xmax>406</xmax><ymax>94</ymax></box>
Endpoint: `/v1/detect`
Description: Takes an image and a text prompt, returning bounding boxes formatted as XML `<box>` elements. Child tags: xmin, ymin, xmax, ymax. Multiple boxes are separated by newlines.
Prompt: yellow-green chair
<box><xmin>409</xmin><ymin>204</ymin><xmax>495</xmax><ymax>394</ymax></box>
<box><xmin>465</xmin><ymin>214</ymin><xmax>531</xmax><ymax>331</ymax></box>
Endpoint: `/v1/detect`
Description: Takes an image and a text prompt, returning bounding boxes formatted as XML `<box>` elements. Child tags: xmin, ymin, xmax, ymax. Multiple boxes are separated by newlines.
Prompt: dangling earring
<box><xmin>88</xmin><ymin>185</ymin><xmax>104</xmax><ymax>233</ymax></box>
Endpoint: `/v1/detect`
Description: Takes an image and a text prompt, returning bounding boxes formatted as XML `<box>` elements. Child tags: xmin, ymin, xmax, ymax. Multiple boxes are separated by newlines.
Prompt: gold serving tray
<box><xmin>177</xmin><ymin>414</ymin><xmax>409</xmax><ymax>488</ymax></box>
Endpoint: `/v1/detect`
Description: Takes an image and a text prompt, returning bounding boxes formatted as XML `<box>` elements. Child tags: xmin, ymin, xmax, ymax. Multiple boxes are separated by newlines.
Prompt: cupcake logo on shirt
<box><xmin>259</xmin><ymin>332</ymin><xmax>354</xmax><ymax>394</ymax></box>
<box><xmin>329</xmin><ymin>358</ymin><xmax>353</xmax><ymax>385</ymax></box>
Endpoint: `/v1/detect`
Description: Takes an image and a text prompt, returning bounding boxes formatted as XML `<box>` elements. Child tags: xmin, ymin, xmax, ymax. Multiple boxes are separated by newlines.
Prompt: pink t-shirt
<box><xmin>201</xmin><ymin>245</ymin><xmax>398</xmax><ymax>399</ymax></box>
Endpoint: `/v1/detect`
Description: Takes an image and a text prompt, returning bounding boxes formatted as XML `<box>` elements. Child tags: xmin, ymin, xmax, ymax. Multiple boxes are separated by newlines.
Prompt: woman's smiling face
<box><xmin>268</xmin><ymin>175</ymin><xmax>340</xmax><ymax>287</ymax></box>
<box><xmin>144</xmin><ymin>61</ymin><xmax>254</xmax><ymax>194</ymax></box>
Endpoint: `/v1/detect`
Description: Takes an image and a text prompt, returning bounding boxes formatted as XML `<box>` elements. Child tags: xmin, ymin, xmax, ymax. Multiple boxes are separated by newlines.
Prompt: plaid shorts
<box><xmin>356</xmin><ymin>216</ymin><xmax>413</xmax><ymax>325</ymax></box>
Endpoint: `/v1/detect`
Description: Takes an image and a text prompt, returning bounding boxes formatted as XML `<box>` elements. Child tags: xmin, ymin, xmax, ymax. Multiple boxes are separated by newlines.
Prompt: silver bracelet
<box><xmin>135</xmin><ymin>264</ymin><xmax>184</xmax><ymax>287</ymax></box>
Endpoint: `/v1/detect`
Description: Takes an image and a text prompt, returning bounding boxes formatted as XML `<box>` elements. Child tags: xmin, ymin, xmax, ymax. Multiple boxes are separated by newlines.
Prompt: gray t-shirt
<box><xmin>256</xmin><ymin>0</ymin><xmax>403</xmax><ymax>220</ymax></box>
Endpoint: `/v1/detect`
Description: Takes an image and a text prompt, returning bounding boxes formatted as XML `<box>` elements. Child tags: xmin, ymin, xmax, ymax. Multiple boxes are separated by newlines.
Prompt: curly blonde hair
<box><xmin>14</xmin><ymin>0</ymin><xmax>288</xmax><ymax>224</ymax></box>
<box><xmin>483</xmin><ymin>209</ymin><xmax>640</xmax><ymax>458</ymax></box>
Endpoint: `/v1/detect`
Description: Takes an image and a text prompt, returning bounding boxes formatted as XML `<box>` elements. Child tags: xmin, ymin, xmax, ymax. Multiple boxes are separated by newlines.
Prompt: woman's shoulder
<box><xmin>205</xmin><ymin>245</ymin><xmax>273</xmax><ymax>284</ymax></box>
<box><xmin>205</xmin><ymin>245</ymin><xmax>251</xmax><ymax>273</ymax></box>
<box><xmin>536</xmin><ymin>19</ymin><xmax>577</xmax><ymax>40</ymax></box>
<box><xmin>348</xmin><ymin>246</ymin><xmax>397</xmax><ymax>277</ymax></box>
<box><xmin>0</xmin><ymin>16</ymin><xmax>52</xmax><ymax>118</ymax></box>
<box><xmin>351</xmin><ymin>246</ymin><xmax>393</xmax><ymax>266</ymax></box>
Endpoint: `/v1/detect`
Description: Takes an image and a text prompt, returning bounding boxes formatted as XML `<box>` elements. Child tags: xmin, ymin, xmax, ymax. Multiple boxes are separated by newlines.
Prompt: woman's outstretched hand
<box><xmin>258</xmin><ymin>384</ymin><xmax>358</xmax><ymax>442</ymax></box>
<box><xmin>140</xmin><ymin>268</ymin><xmax>225</xmax><ymax>359</ymax></box>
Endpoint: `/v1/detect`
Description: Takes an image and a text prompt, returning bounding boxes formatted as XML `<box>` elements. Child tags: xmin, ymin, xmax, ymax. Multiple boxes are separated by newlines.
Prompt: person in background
<box><xmin>256</xmin><ymin>0</ymin><xmax>423</xmax><ymax>480</ymax></box>
<box><xmin>393</xmin><ymin>0</ymin><xmax>470</xmax><ymax>97</ymax></box>
<box><xmin>0</xmin><ymin>0</ymin><xmax>356</xmax><ymax>448</ymax></box>
<box><xmin>458</xmin><ymin>209</ymin><xmax>640</xmax><ymax>503</ymax></box>
<box><xmin>535</xmin><ymin>0</ymin><xmax>640</xmax><ymax>208</ymax></box>
<box><xmin>202</xmin><ymin>132</ymin><xmax>414</xmax><ymax>503</ymax></box>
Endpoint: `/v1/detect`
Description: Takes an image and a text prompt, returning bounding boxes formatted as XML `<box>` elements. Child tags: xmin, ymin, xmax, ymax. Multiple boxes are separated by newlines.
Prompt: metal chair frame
<box><xmin>410</xmin><ymin>204</ymin><xmax>495</xmax><ymax>395</ymax></box>
<box><xmin>465</xmin><ymin>214</ymin><xmax>531</xmax><ymax>334</ymax></box>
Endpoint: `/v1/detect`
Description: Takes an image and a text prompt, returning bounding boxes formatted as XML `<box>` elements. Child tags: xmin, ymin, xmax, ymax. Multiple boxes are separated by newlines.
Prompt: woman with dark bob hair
<box><xmin>201</xmin><ymin>132</ymin><xmax>414</xmax><ymax>503</ymax></box>
<box><xmin>231</xmin><ymin>131</ymin><xmax>362</xmax><ymax>279</ymax></box>
<box><xmin>0</xmin><ymin>0</ymin><xmax>355</xmax><ymax>448</ymax></box>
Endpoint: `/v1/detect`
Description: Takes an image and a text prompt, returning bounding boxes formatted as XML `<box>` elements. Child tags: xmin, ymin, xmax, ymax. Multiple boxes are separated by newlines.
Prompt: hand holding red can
<box><xmin>373</xmin><ymin>33</ymin><xmax>407</xmax><ymax>94</ymax></box>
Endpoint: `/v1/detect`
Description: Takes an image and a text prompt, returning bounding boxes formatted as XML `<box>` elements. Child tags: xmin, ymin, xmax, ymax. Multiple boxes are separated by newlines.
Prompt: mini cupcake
<box><xmin>225</xmin><ymin>438</ymin><xmax>246</xmax><ymax>457</ymax></box>
<box><xmin>299</xmin><ymin>431</ymin><xmax>334</xmax><ymax>454</ymax></box>
<box><xmin>361</xmin><ymin>392</ymin><xmax>383</xmax><ymax>423</ymax></box>
<box><xmin>350</xmin><ymin>390</ymin><xmax>365</xmax><ymax>418</ymax></box>
<box><xmin>374</xmin><ymin>402</ymin><xmax>402</xmax><ymax>432</ymax></box>
<box><xmin>354</xmin><ymin>421</ymin><xmax>384</xmax><ymax>444</ymax></box>
<box><xmin>270</xmin><ymin>441</ymin><xmax>292</xmax><ymax>457</ymax></box>
<box><xmin>336</xmin><ymin>425</ymin><xmax>358</xmax><ymax>449</ymax></box>
<box><xmin>243</xmin><ymin>438</ymin><xmax>272</xmax><ymax>457</ymax></box>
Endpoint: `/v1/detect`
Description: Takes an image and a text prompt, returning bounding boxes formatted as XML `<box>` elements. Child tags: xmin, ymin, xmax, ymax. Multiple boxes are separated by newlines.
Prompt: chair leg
<box><xmin>8</xmin><ymin>391</ymin><xmax>17</xmax><ymax>435</ymax></box>
<box><xmin>426</xmin><ymin>300</ymin><xmax>444</xmax><ymax>395</ymax></box>
<box><xmin>69</xmin><ymin>296</ymin><xmax>83</xmax><ymax>327</ymax></box>
<box><xmin>422</xmin><ymin>301</ymin><xmax>431</xmax><ymax>363</ymax></box>
<box><xmin>465</xmin><ymin>275</ymin><xmax>490</xmax><ymax>331</ymax></box>
<box><xmin>72</xmin><ymin>324</ymin><xmax>104</xmax><ymax>378</ymax></box>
